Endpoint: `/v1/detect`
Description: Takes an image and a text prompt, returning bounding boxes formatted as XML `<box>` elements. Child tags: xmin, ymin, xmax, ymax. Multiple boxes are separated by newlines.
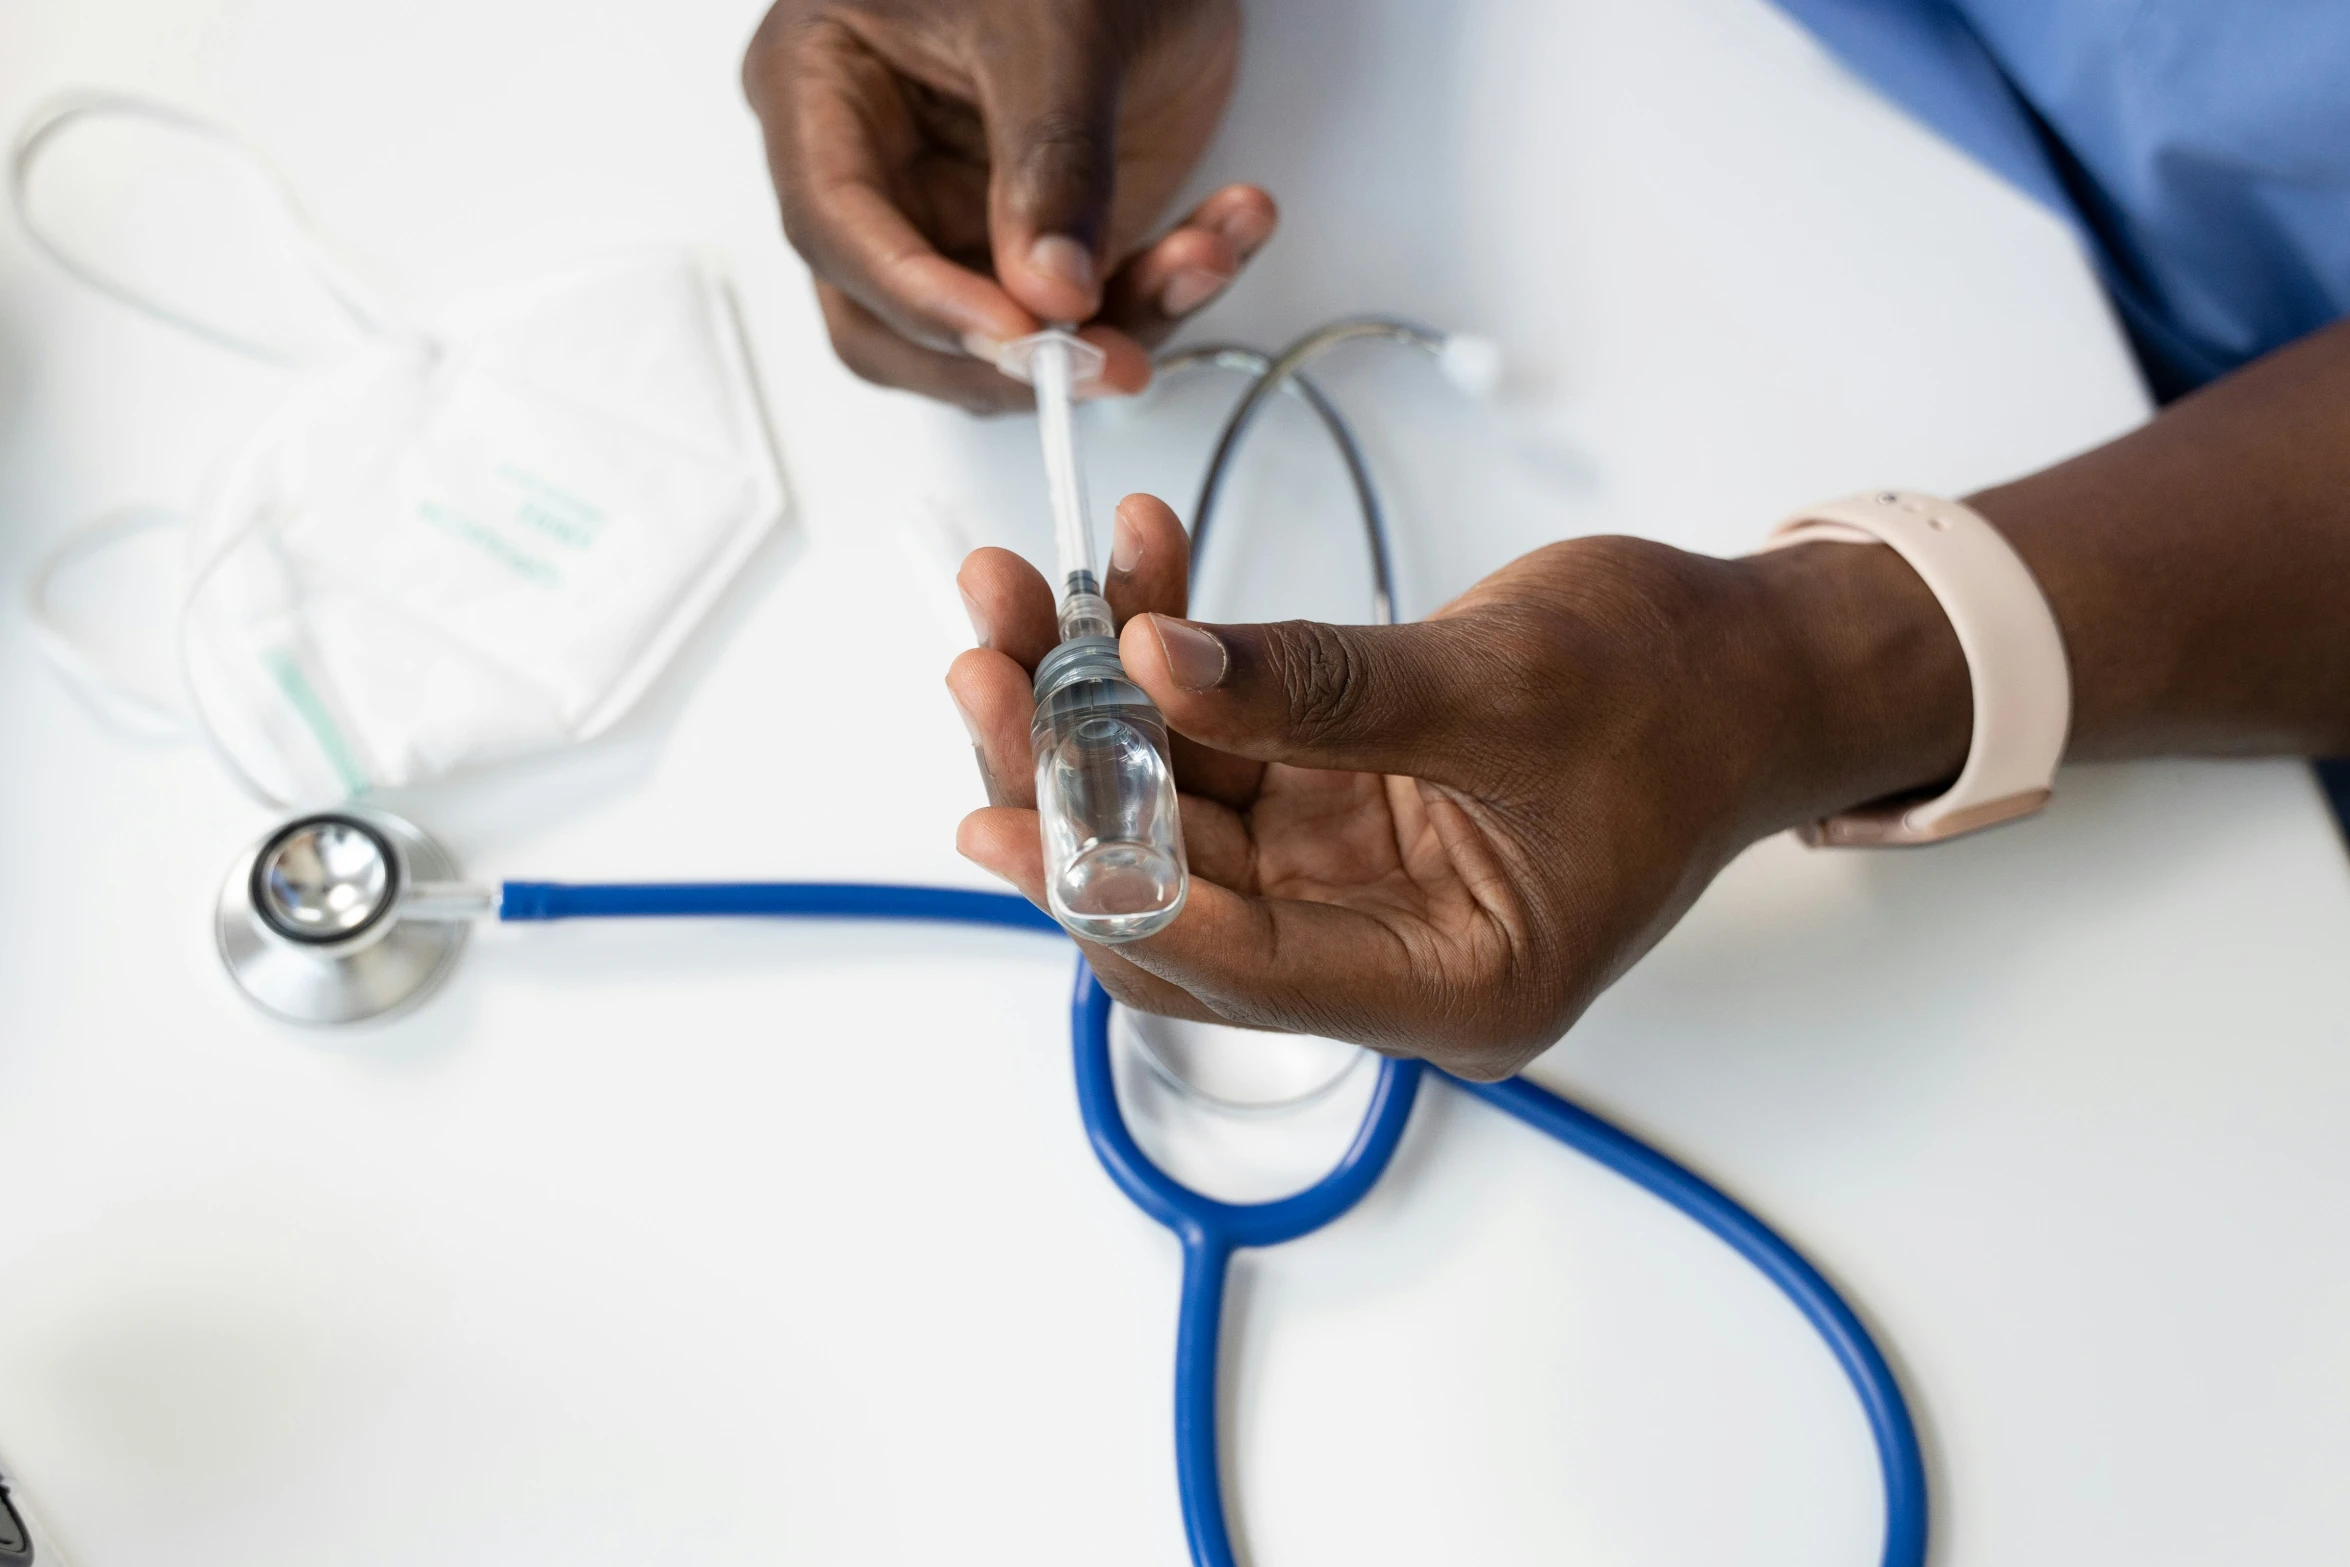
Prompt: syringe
<box><xmin>995</xmin><ymin>329</ymin><xmax>1188</xmax><ymax>942</ymax></box>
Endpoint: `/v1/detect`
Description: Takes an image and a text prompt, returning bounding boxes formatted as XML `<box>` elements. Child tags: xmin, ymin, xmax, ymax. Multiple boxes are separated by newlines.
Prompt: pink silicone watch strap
<box><xmin>1763</xmin><ymin>491</ymin><xmax>2072</xmax><ymax>846</ymax></box>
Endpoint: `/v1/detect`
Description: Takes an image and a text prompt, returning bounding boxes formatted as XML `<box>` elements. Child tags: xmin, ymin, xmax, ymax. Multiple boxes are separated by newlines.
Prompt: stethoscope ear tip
<box><xmin>1438</xmin><ymin>333</ymin><xmax>1504</xmax><ymax>400</ymax></box>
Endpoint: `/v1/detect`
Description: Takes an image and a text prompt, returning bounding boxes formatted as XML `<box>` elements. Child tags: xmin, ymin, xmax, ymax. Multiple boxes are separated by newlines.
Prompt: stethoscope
<box><xmin>201</xmin><ymin>322</ymin><xmax>1932</xmax><ymax>1567</ymax></box>
<box><xmin>211</xmin><ymin>807</ymin><xmax>1929</xmax><ymax>1567</ymax></box>
<box><xmin>0</xmin><ymin>1476</ymin><xmax>29</xmax><ymax>1567</ymax></box>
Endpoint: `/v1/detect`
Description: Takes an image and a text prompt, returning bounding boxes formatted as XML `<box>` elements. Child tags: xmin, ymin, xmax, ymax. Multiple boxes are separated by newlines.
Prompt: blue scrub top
<box><xmin>1772</xmin><ymin>0</ymin><xmax>2350</xmax><ymax>399</ymax></box>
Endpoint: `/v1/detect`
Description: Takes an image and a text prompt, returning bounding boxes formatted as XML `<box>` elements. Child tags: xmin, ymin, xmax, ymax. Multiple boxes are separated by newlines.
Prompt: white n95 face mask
<box><xmin>16</xmin><ymin>94</ymin><xmax>787</xmax><ymax>805</ymax></box>
<box><xmin>182</xmin><ymin>253</ymin><xmax>784</xmax><ymax>803</ymax></box>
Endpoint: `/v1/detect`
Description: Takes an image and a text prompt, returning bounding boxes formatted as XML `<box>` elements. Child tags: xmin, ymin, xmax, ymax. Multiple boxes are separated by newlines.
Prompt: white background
<box><xmin>3</xmin><ymin>1</ymin><xmax>2348</xmax><ymax>1564</ymax></box>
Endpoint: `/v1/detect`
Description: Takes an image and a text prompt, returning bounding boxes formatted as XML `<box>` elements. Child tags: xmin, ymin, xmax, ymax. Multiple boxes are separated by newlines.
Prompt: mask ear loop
<box><xmin>26</xmin><ymin>489</ymin><xmax>371</xmax><ymax>806</ymax></box>
<box><xmin>175</xmin><ymin>481</ymin><xmax>383</xmax><ymax>808</ymax></box>
<box><xmin>25</xmin><ymin>504</ymin><xmax>194</xmax><ymax>740</ymax></box>
<box><xmin>11</xmin><ymin>92</ymin><xmax>425</xmax><ymax>796</ymax></box>
<box><xmin>19</xmin><ymin>496</ymin><xmax>337</xmax><ymax>806</ymax></box>
<box><xmin>8</xmin><ymin>89</ymin><xmax>429</xmax><ymax>365</ymax></box>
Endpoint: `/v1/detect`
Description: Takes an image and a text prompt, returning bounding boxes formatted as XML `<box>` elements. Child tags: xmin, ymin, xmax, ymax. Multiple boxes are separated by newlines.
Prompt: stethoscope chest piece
<box><xmin>216</xmin><ymin>808</ymin><xmax>469</xmax><ymax>1025</ymax></box>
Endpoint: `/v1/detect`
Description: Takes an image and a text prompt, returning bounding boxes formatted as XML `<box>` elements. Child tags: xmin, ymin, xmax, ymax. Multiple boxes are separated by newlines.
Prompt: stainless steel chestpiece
<box><xmin>215</xmin><ymin>809</ymin><xmax>487</xmax><ymax>1025</ymax></box>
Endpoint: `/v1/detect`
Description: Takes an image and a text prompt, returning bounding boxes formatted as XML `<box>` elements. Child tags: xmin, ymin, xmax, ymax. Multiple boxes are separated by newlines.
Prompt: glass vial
<box><xmin>1032</xmin><ymin>638</ymin><xmax>1187</xmax><ymax>942</ymax></box>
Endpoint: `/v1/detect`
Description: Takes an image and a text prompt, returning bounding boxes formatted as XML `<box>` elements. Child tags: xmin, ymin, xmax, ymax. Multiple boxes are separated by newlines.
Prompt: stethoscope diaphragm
<box><xmin>214</xmin><ymin>808</ymin><xmax>470</xmax><ymax>1025</ymax></box>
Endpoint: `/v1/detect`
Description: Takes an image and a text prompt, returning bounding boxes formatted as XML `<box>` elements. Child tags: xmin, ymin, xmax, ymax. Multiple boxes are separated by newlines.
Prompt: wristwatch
<box><xmin>1762</xmin><ymin>490</ymin><xmax>2071</xmax><ymax>846</ymax></box>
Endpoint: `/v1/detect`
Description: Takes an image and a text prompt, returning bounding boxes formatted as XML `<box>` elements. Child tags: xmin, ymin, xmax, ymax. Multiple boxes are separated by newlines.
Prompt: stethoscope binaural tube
<box><xmin>0</xmin><ymin>1483</ymin><xmax>29</xmax><ymax>1567</ymax></box>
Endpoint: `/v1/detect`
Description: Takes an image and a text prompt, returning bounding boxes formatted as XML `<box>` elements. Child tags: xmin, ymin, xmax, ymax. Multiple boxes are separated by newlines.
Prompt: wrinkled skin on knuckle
<box><xmin>1416</xmin><ymin>992</ymin><xmax>1568</xmax><ymax>1081</ymax></box>
<box><xmin>1268</xmin><ymin>620</ymin><xmax>1369</xmax><ymax>747</ymax></box>
<box><xmin>741</xmin><ymin>1</ymin><xmax>814</xmax><ymax>101</ymax></box>
<box><xmin>1427</xmin><ymin>997</ymin><xmax>1583</xmax><ymax>1080</ymax></box>
<box><xmin>1425</xmin><ymin>941</ymin><xmax>1587</xmax><ymax>1081</ymax></box>
<box><xmin>1177</xmin><ymin>963</ymin><xmax>1324</xmax><ymax>1037</ymax></box>
<box><xmin>1090</xmin><ymin>961</ymin><xmax>1168</xmax><ymax>1015</ymax></box>
<box><xmin>1009</xmin><ymin>105</ymin><xmax>1115</xmax><ymax>231</ymax></box>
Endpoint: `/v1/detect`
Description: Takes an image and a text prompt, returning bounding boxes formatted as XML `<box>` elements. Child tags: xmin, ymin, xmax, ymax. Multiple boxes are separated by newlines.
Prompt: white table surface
<box><xmin>4</xmin><ymin>1</ymin><xmax>2348</xmax><ymax>1564</ymax></box>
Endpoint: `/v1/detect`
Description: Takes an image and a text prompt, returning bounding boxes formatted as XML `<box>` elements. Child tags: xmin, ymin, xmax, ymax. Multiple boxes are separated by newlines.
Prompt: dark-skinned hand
<box><xmin>743</xmin><ymin>0</ymin><xmax>1275</xmax><ymax>412</ymax></box>
<box><xmin>942</xmin><ymin>493</ymin><xmax>1983</xmax><ymax>1079</ymax></box>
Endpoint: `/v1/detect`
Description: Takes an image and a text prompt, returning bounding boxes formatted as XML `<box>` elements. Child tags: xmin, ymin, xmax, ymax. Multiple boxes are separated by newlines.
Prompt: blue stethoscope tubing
<box><xmin>502</xmin><ymin>881</ymin><xmax>1928</xmax><ymax>1567</ymax></box>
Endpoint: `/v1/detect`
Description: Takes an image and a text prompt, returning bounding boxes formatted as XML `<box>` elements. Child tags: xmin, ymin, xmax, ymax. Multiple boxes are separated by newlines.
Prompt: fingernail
<box><xmin>1151</xmin><ymin>616</ymin><xmax>1228</xmax><ymax>692</ymax></box>
<box><xmin>1109</xmin><ymin>510</ymin><xmax>1143</xmax><ymax>574</ymax></box>
<box><xmin>1159</xmin><ymin>267</ymin><xmax>1228</xmax><ymax>318</ymax></box>
<box><xmin>1028</xmin><ymin>234</ymin><xmax>1096</xmax><ymax>298</ymax></box>
<box><xmin>959</xmin><ymin>586</ymin><xmax>990</xmax><ymax>648</ymax></box>
<box><xmin>962</xmin><ymin>330</ymin><xmax>1007</xmax><ymax>366</ymax></box>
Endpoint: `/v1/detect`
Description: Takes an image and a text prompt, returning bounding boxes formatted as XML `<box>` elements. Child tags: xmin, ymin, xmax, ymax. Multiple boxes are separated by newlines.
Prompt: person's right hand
<box><xmin>742</xmin><ymin>0</ymin><xmax>1277</xmax><ymax>413</ymax></box>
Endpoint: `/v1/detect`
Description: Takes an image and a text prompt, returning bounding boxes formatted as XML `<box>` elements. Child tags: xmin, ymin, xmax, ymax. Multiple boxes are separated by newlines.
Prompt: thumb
<box><xmin>1122</xmin><ymin>613</ymin><xmax>1490</xmax><ymax>778</ymax></box>
<box><xmin>979</xmin><ymin>17</ymin><xmax>1124</xmax><ymax>322</ymax></box>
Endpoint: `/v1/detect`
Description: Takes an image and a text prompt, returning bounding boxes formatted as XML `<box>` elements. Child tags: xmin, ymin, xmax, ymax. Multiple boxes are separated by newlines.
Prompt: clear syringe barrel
<box><xmin>999</xmin><ymin>328</ymin><xmax>1187</xmax><ymax>942</ymax></box>
<box><xmin>1027</xmin><ymin>331</ymin><xmax>1114</xmax><ymax>641</ymax></box>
